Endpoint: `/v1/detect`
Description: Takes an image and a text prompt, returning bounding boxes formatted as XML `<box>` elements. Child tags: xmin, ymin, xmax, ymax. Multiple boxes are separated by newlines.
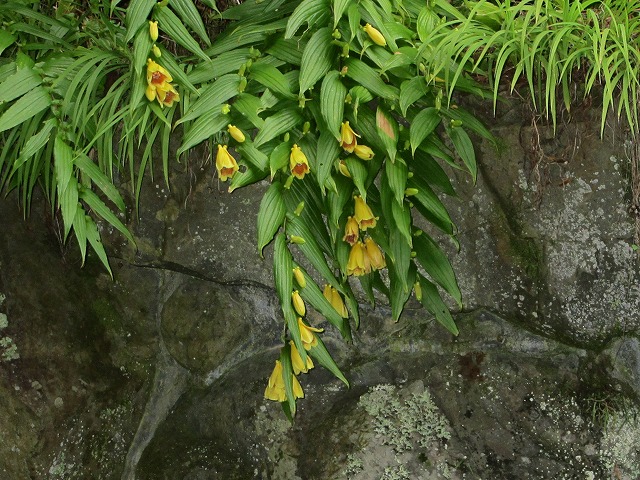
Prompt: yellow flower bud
<box><xmin>145</xmin><ymin>84</ymin><xmax>156</xmax><ymax>102</ymax></box>
<box><xmin>227</xmin><ymin>124</ymin><xmax>245</xmax><ymax>143</ymax></box>
<box><xmin>290</xmin><ymin>341</ymin><xmax>314</xmax><ymax>374</ymax></box>
<box><xmin>354</xmin><ymin>144</ymin><xmax>374</xmax><ymax>160</ymax></box>
<box><xmin>290</xmin><ymin>235</ymin><xmax>306</xmax><ymax>244</ymax></box>
<box><xmin>347</xmin><ymin>241</ymin><xmax>371</xmax><ymax>276</ymax></box>
<box><xmin>152</xmin><ymin>44</ymin><xmax>161</xmax><ymax>57</ymax></box>
<box><xmin>297</xmin><ymin>317</ymin><xmax>323</xmax><ymax>350</ymax></box>
<box><xmin>149</xmin><ymin>21</ymin><xmax>159</xmax><ymax>42</ymax></box>
<box><xmin>364</xmin><ymin>23</ymin><xmax>386</xmax><ymax>46</ymax></box>
<box><xmin>364</xmin><ymin>237</ymin><xmax>386</xmax><ymax>270</ymax></box>
<box><xmin>323</xmin><ymin>285</ymin><xmax>348</xmax><ymax>318</ymax></box>
<box><xmin>338</xmin><ymin>160</ymin><xmax>351</xmax><ymax>178</ymax></box>
<box><xmin>292</xmin><ymin>267</ymin><xmax>306</xmax><ymax>288</ymax></box>
<box><xmin>292</xmin><ymin>290</ymin><xmax>306</xmax><ymax>317</ymax></box>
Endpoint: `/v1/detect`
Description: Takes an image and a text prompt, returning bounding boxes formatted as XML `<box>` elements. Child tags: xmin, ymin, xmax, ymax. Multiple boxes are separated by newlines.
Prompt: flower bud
<box><xmin>354</xmin><ymin>145</ymin><xmax>374</xmax><ymax>160</ymax></box>
<box><xmin>292</xmin><ymin>290</ymin><xmax>306</xmax><ymax>316</ymax></box>
<box><xmin>149</xmin><ymin>21</ymin><xmax>159</xmax><ymax>42</ymax></box>
<box><xmin>152</xmin><ymin>44</ymin><xmax>161</xmax><ymax>57</ymax></box>
<box><xmin>227</xmin><ymin>124</ymin><xmax>245</xmax><ymax>142</ymax></box>
<box><xmin>294</xmin><ymin>201</ymin><xmax>305</xmax><ymax>216</ymax></box>
<box><xmin>221</xmin><ymin>104</ymin><xmax>231</xmax><ymax>114</ymax></box>
<box><xmin>238</xmin><ymin>76</ymin><xmax>247</xmax><ymax>93</ymax></box>
<box><xmin>363</xmin><ymin>23</ymin><xmax>386</xmax><ymax>46</ymax></box>
<box><xmin>290</xmin><ymin>235</ymin><xmax>306</xmax><ymax>245</ymax></box>
<box><xmin>292</xmin><ymin>267</ymin><xmax>306</xmax><ymax>288</ymax></box>
<box><xmin>414</xmin><ymin>281</ymin><xmax>422</xmax><ymax>302</ymax></box>
<box><xmin>404</xmin><ymin>188</ymin><xmax>419</xmax><ymax>196</ymax></box>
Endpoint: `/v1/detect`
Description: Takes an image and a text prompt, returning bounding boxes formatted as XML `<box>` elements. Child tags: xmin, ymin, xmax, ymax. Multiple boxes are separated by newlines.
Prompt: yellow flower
<box><xmin>146</xmin><ymin>58</ymin><xmax>172</xmax><ymax>87</ymax></box>
<box><xmin>292</xmin><ymin>290</ymin><xmax>306</xmax><ymax>317</ymax></box>
<box><xmin>340</xmin><ymin>121</ymin><xmax>360</xmax><ymax>153</ymax></box>
<box><xmin>364</xmin><ymin>23</ymin><xmax>386</xmax><ymax>46</ymax></box>
<box><xmin>215</xmin><ymin>145</ymin><xmax>239</xmax><ymax>181</ymax></box>
<box><xmin>342</xmin><ymin>215</ymin><xmax>359</xmax><ymax>246</ymax></box>
<box><xmin>145</xmin><ymin>84</ymin><xmax>156</xmax><ymax>102</ymax></box>
<box><xmin>354</xmin><ymin>196</ymin><xmax>377</xmax><ymax>230</ymax></box>
<box><xmin>290</xmin><ymin>340</ymin><xmax>314</xmax><ymax>374</ymax></box>
<box><xmin>364</xmin><ymin>237</ymin><xmax>386</xmax><ymax>270</ymax></box>
<box><xmin>347</xmin><ymin>241</ymin><xmax>371</xmax><ymax>276</ymax></box>
<box><xmin>227</xmin><ymin>124</ymin><xmax>245</xmax><ymax>143</ymax></box>
<box><xmin>149</xmin><ymin>21</ymin><xmax>159</xmax><ymax>42</ymax></box>
<box><xmin>323</xmin><ymin>284</ymin><xmax>348</xmax><ymax>318</ymax></box>
<box><xmin>297</xmin><ymin>317</ymin><xmax>323</xmax><ymax>350</ymax></box>
<box><xmin>338</xmin><ymin>160</ymin><xmax>351</xmax><ymax>178</ymax></box>
<box><xmin>155</xmin><ymin>82</ymin><xmax>180</xmax><ymax>108</ymax></box>
<box><xmin>264</xmin><ymin>360</ymin><xmax>304</xmax><ymax>402</ymax></box>
<box><xmin>292</xmin><ymin>267</ymin><xmax>306</xmax><ymax>288</ymax></box>
<box><xmin>354</xmin><ymin>144</ymin><xmax>375</xmax><ymax>160</ymax></box>
<box><xmin>290</xmin><ymin>144</ymin><xmax>310</xmax><ymax>179</ymax></box>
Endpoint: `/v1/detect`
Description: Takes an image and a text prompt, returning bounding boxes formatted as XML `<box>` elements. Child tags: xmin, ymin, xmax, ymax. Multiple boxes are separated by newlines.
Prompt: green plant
<box><xmin>1</xmin><ymin>0</ymin><xmax>487</xmax><ymax>417</ymax></box>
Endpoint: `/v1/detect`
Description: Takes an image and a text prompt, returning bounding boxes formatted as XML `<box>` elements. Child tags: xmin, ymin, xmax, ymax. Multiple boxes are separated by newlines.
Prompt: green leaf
<box><xmin>408</xmin><ymin>176</ymin><xmax>455</xmax><ymax>235</ymax></box>
<box><xmin>391</xmin><ymin>196</ymin><xmax>412</xmax><ymax>247</ymax></box>
<box><xmin>125</xmin><ymin>0</ymin><xmax>156</xmax><ymax>42</ymax></box>
<box><xmin>54</xmin><ymin>135</ymin><xmax>74</xmax><ymax>198</ymax></box>
<box><xmin>399</xmin><ymin>76</ymin><xmax>428</xmax><ymax>116</ymax></box>
<box><xmin>446</xmin><ymin>125</ymin><xmax>476</xmax><ymax>182</ymax></box>
<box><xmin>188</xmin><ymin>49</ymin><xmax>251</xmax><ymax>84</ymax></box>
<box><xmin>285</xmin><ymin>0</ymin><xmax>330</xmax><ymax>38</ymax></box>
<box><xmin>250</xmin><ymin>62</ymin><xmax>295</xmax><ymax>98</ymax></box>
<box><xmin>0</xmin><ymin>30</ymin><xmax>16</xmax><ymax>56</ymax></box>
<box><xmin>344</xmin><ymin>58</ymin><xmax>398</xmax><ymax>100</ymax></box>
<box><xmin>344</xmin><ymin>157</ymin><xmax>368</xmax><ymax>201</ymax></box>
<box><xmin>269</xmin><ymin>141</ymin><xmax>292</xmax><ymax>178</ymax></box>
<box><xmin>237</xmin><ymin>141</ymin><xmax>269</xmax><ymax>171</ymax></box>
<box><xmin>169</xmin><ymin>0</ymin><xmax>211</xmax><ymax>45</ymax></box>
<box><xmin>0</xmin><ymin>86</ymin><xmax>51</xmax><ymax>134</ymax></box>
<box><xmin>74</xmin><ymin>153</ymin><xmax>126</xmax><ymax>212</ymax></box>
<box><xmin>388</xmin><ymin>259</ymin><xmax>415</xmax><ymax>322</ymax></box>
<box><xmin>315</xmin><ymin>130</ymin><xmax>341</xmax><ymax>193</ymax></box>
<box><xmin>309</xmin><ymin>336</ymin><xmax>349</xmax><ymax>386</ymax></box>
<box><xmin>60</xmin><ymin>176</ymin><xmax>78</xmax><ymax>239</ymax></box>
<box><xmin>417</xmin><ymin>274</ymin><xmax>459</xmax><ymax>335</ymax></box>
<box><xmin>156</xmin><ymin>47</ymin><xmax>198</xmax><ymax>95</ymax></box>
<box><xmin>376</xmin><ymin>106</ymin><xmax>398</xmax><ymax>162</ymax></box>
<box><xmin>73</xmin><ymin>205</ymin><xmax>88</xmax><ymax>265</ymax></box>
<box><xmin>347</xmin><ymin>3</ymin><xmax>361</xmax><ymax>41</ymax></box>
<box><xmin>227</xmin><ymin>162</ymin><xmax>268</xmax><ymax>192</ymax></box>
<box><xmin>385</xmin><ymin>156</ymin><xmax>408</xmax><ymax>206</ymax></box>
<box><xmin>133</xmin><ymin>25</ymin><xmax>153</xmax><ymax>75</ymax></box>
<box><xmin>410</xmin><ymin>107</ymin><xmax>440</xmax><ymax>155</ymax></box>
<box><xmin>154</xmin><ymin>6</ymin><xmax>210</xmax><ymax>61</ymax></box>
<box><xmin>267</xmin><ymin>38</ymin><xmax>305</xmax><ymax>66</ymax></box>
<box><xmin>413</xmin><ymin>233</ymin><xmax>461</xmax><ymax>306</ymax></box>
<box><xmin>13</xmin><ymin>118</ymin><xmax>56</xmax><ymax>172</ymax></box>
<box><xmin>416</xmin><ymin>6</ymin><xmax>439</xmax><ymax>43</ymax></box>
<box><xmin>299</xmin><ymin>27</ymin><xmax>334</xmax><ymax>94</ymax></box>
<box><xmin>327</xmin><ymin>175</ymin><xmax>353</xmax><ymax>231</ymax></box>
<box><xmin>320</xmin><ymin>70</ymin><xmax>347</xmax><ymax>140</ymax></box>
<box><xmin>279</xmin><ymin>344</ymin><xmax>298</xmax><ymax>417</ymax></box>
<box><xmin>254</xmin><ymin>108</ymin><xmax>302</xmax><ymax>147</ymax></box>
<box><xmin>85</xmin><ymin>215</ymin><xmax>113</xmax><ymax>278</ymax></box>
<box><xmin>233</xmin><ymin>93</ymin><xmax>265</xmax><ymax>128</ymax></box>
<box><xmin>176</xmin><ymin>74</ymin><xmax>241</xmax><ymax>125</ymax></box>
<box><xmin>178</xmin><ymin>109</ymin><xmax>229</xmax><ymax>154</ymax></box>
<box><xmin>79</xmin><ymin>187</ymin><xmax>135</xmax><ymax>245</ymax></box>
<box><xmin>411</xmin><ymin>150</ymin><xmax>456</xmax><ymax>196</ymax></box>
<box><xmin>257</xmin><ymin>182</ymin><xmax>286</xmax><ymax>255</ymax></box>
<box><xmin>333</xmin><ymin>0</ymin><xmax>350</xmax><ymax>28</ymax></box>
<box><xmin>0</xmin><ymin>67</ymin><xmax>41</xmax><ymax>104</ymax></box>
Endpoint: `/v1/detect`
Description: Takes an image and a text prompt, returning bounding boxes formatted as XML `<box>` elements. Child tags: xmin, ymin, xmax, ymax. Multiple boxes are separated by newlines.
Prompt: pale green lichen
<box><xmin>0</xmin><ymin>336</ymin><xmax>19</xmax><ymax>361</ymax></box>
<box><xmin>600</xmin><ymin>407</ymin><xmax>640</xmax><ymax>478</ymax></box>
<box><xmin>0</xmin><ymin>313</ymin><xmax>7</xmax><ymax>330</ymax></box>
<box><xmin>381</xmin><ymin>463</ymin><xmax>411</xmax><ymax>480</ymax></box>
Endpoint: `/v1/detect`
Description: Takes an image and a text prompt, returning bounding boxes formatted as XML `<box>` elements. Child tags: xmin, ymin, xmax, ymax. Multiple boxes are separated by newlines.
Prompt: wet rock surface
<box><xmin>1</xmin><ymin>103</ymin><xmax>640</xmax><ymax>479</ymax></box>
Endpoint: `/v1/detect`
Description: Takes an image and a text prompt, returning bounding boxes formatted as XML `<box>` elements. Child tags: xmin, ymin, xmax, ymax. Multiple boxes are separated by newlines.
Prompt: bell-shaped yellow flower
<box><xmin>264</xmin><ymin>360</ymin><xmax>304</xmax><ymax>402</ymax></box>
<box><xmin>292</xmin><ymin>267</ymin><xmax>306</xmax><ymax>288</ymax></box>
<box><xmin>145</xmin><ymin>84</ymin><xmax>156</xmax><ymax>102</ymax></box>
<box><xmin>227</xmin><ymin>124</ymin><xmax>245</xmax><ymax>143</ymax></box>
<box><xmin>216</xmin><ymin>145</ymin><xmax>239</xmax><ymax>181</ymax></box>
<box><xmin>365</xmin><ymin>237</ymin><xmax>386</xmax><ymax>270</ymax></box>
<box><xmin>340</xmin><ymin>121</ymin><xmax>360</xmax><ymax>153</ymax></box>
<box><xmin>347</xmin><ymin>241</ymin><xmax>371</xmax><ymax>276</ymax></box>
<box><xmin>338</xmin><ymin>160</ymin><xmax>351</xmax><ymax>178</ymax></box>
<box><xmin>149</xmin><ymin>21</ymin><xmax>159</xmax><ymax>42</ymax></box>
<box><xmin>155</xmin><ymin>82</ymin><xmax>180</xmax><ymax>108</ymax></box>
<box><xmin>297</xmin><ymin>317</ymin><xmax>323</xmax><ymax>350</ymax></box>
<box><xmin>354</xmin><ymin>196</ymin><xmax>377</xmax><ymax>230</ymax></box>
<box><xmin>364</xmin><ymin>23</ymin><xmax>386</xmax><ymax>46</ymax></box>
<box><xmin>290</xmin><ymin>340</ymin><xmax>314</xmax><ymax>374</ymax></box>
<box><xmin>146</xmin><ymin>59</ymin><xmax>172</xmax><ymax>87</ymax></box>
<box><xmin>354</xmin><ymin>144</ymin><xmax>375</xmax><ymax>160</ymax></box>
<box><xmin>289</xmin><ymin>144</ymin><xmax>310</xmax><ymax>179</ymax></box>
<box><xmin>323</xmin><ymin>284</ymin><xmax>348</xmax><ymax>318</ymax></box>
<box><xmin>342</xmin><ymin>215</ymin><xmax>359</xmax><ymax>246</ymax></box>
<box><xmin>292</xmin><ymin>290</ymin><xmax>306</xmax><ymax>317</ymax></box>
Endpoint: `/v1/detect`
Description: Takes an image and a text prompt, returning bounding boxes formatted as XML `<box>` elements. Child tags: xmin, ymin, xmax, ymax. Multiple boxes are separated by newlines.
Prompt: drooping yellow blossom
<box><xmin>338</xmin><ymin>160</ymin><xmax>351</xmax><ymax>178</ymax></box>
<box><xmin>364</xmin><ymin>237</ymin><xmax>386</xmax><ymax>270</ymax></box>
<box><xmin>149</xmin><ymin>21</ymin><xmax>159</xmax><ymax>42</ymax></box>
<box><xmin>342</xmin><ymin>216</ymin><xmax>359</xmax><ymax>246</ymax></box>
<box><xmin>290</xmin><ymin>144</ymin><xmax>310</xmax><ymax>179</ymax></box>
<box><xmin>264</xmin><ymin>360</ymin><xmax>304</xmax><ymax>402</ymax></box>
<box><xmin>354</xmin><ymin>144</ymin><xmax>375</xmax><ymax>160</ymax></box>
<box><xmin>292</xmin><ymin>267</ymin><xmax>306</xmax><ymax>288</ymax></box>
<box><xmin>227</xmin><ymin>124</ymin><xmax>245</xmax><ymax>143</ymax></box>
<box><xmin>340</xmin><ymin>121</ymin><xmax>359</xmax><ymax>153</ymax></box>
<box><xmin>155</xmin><ymin>82</ymin><xmax>180</xmax><ymax>108</ymax></box>
<box><xmin>290</xmin><ymin>340</ymin><xmax>314</xmax><ymax>374</ymax></box>
<box><xmin>354</xmin><ymin>196</ymin><xmax>378</xmax><ymax>230</ymax></box>
<box><xmin>292</xmin><ymin>290</ymin><xmax>306</xmax><ymax>317</ymax></box>
<box><xmin>146</xmin><ymin>59</ymin><xmax>172</xmax><ymax>86</ymax></box>
<box><xmin>297</xmin><ymin>317</ymin><xmax>323</xmax><ymax>350</ymax></box>
<box><xmin>347</xmin><ymin>241</ymin><xmax>371</xmax><ymax>276</ymax></box>
<box><xmin>145</xmin><ymin>84</ymin><xmax>156</xmax><ymax>102</ymax></box>
<box><xmin>215</xmin><ymin>145</ymin><xmax>239</xmax><ymax>181</ymax></box>
<box><xmin>364</xmin><ymin>23</ymin><xmax>386</xmax><ymax>46</ymax></box>
<box><xmin>323</xmin><ymin>284</ymin><xmax>349</xmax><ymax>318</ymax></box>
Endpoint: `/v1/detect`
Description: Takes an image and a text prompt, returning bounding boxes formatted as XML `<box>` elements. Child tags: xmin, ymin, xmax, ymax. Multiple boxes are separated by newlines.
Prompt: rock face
<box><xmin>1</xmin><ymin>101</ymin><xmax>640</xmax><ymax>479</ymax></box>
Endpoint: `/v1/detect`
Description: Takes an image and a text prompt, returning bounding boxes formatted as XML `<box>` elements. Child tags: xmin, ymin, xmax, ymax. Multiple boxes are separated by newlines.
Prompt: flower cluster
<box><xmin>343</xmin><ymin>196</ymin><xmax>385</xmax><ymax>276</ymax></box>
<box><xmin>340</xmin><ymin>122</ymin><xmax>375</xmax><ymax>160</ymax></box>
<box><xmin>145</xmin><ymin>59</ymin><xmax>179</xmax><ymax>108</ymax></box>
